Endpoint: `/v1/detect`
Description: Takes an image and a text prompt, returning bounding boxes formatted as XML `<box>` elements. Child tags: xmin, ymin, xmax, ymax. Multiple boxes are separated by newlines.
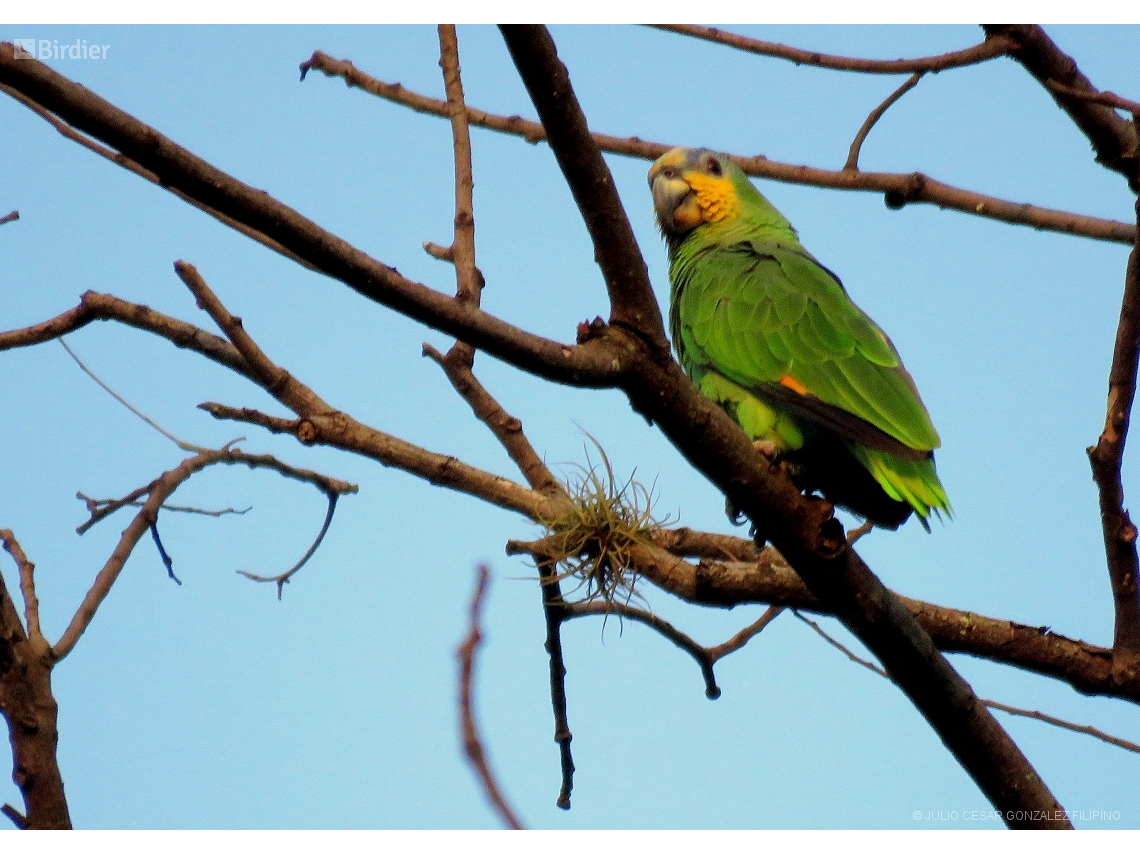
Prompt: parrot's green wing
<box><xmin>672</xmin><ymin>239</ymin><xmax>941</xmax><ymax>457</ymax></box>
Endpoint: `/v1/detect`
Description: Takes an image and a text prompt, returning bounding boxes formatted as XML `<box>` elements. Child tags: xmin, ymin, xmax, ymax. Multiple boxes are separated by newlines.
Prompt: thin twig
<box><xmin>296</xmin><ymin>49</ymin><xmax>1134</xmax><ymax>246</ymax></box>
<box><xmin>1089</xmin><ymin>199</ymin><xmax>1140</xmax><ymax>667</ymax></box>
<box><xmin>78</xmin><ymin>492</ymin><xmax>251</xmax><ymax>519</ymax></box>
<box><xmin>985</xmin><ymin>700</ymin><xmax>1140</xmax><ymax>755</ymax></box>
<box><xmin>706</xmin><ymin>605</ymin><xmax>785</xmax><ymax>663</ymax></box>
<box><xmin>0</xmin><ymin>529</ymin><xmax>42</xmax><ymax>643</ymax></box>
<box><xmin>58</xmin><ymin>336</ymin><xmax>202</xmax><ymax>452</ymax></box>
<box><xmin>845</xmin><ymin>73</ymin><xmax>922</xmax><ymax>171</ymax></box>
<box><xmin>52</xmin><ymin>445</ymin><xmax>356</xmax><ymax>660</ymax></box>
<box><xmin>1046</xmin><ymin>80</ymin><xmax>1140</xmax><ymax>117</ymax></box>
<box><xmin>650</xmin><ymin>25</ymin><xmax>1015</xmax><ymax>75</ymax></box>
<box><xmin>237</xmin><ymin>493</ymin><xmax>339</xmax><ymax>599</ymax></box>
<box><xmin>1</xmin><ymin>803</ymin><xmax>27</xmax><ymax>829</ymax></box>
<box><xmin>793</xmin><ymin>610</ymin><xmax>889</xmax><ymax>677</ymax></box>
<box><xmin>537</xmin><ymin>560</ymin><xmax>575</xmax><ymax>810</ymax></box>
<box><xmin>797</xmin><ymin>610</ymin><xmax>1140</xmax><ymax>757</ymax></box>
<box><xmin>568</xmin><ymin>601</ymin><xmax>783</xmax><ymax>700</ymax></box>
<box><xmin>150</xmin><ymin>521</ymin><xmax>181</xmax><ymax>585</ymax></box>
<box><xmin>0</xmin><ymin>210</ymin><xmax>18</xmax><ymax>226</ymax></box>
<box><xmin>457</xmin><ymin>565</ymin><xmax>525</xmax><ymax>830</ymax></box>
<box><xmin>438</xmin><ymin>25</ymin><xmax>480</xmax><ymax>311</ymax></box>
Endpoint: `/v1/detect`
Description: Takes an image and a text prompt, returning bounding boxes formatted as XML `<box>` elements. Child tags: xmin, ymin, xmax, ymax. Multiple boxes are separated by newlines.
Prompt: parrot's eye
<box><xmin>706</xmin><ymin>157</ymin><xmax>722</xmax><ymax>176</ymax></box>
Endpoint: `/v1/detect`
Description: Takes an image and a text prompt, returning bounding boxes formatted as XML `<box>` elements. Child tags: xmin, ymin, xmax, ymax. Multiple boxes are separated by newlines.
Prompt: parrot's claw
<box><xmin>724</xmin><ymin>496</ymin><xmax>746</xmax><ymax>527</ymax></box>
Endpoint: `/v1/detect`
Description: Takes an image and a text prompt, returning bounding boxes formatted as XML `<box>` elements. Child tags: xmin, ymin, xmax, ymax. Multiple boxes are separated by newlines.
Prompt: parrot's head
<box><xmin>648</xmin><ymin>147</ymin><xmax>748</xmax><ymax>237</ymax></box>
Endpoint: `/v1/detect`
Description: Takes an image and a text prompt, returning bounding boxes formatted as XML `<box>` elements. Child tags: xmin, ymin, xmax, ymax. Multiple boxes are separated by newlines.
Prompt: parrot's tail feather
<box><xmin>856</xmin><ymin>447</ymin><xmax>951</xmax><ymax>529</ymax></box>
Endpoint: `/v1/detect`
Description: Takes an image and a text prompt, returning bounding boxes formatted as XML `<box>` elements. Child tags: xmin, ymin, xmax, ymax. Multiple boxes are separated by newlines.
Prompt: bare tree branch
<box><xmin>985</xmin><ymin>700</ymin><xmax>1140</xmax><ymax>756</ymax></box>
<box><xmin>984</xmin><ymin>25</ymin><xmax>1140</xmax><ymax>191</ymax></box>
<box><xmin>457</xmin><ymin>565</ymin><xmax>524</xmax><ymax>830</ymax></box>
<box><xmin>296</xmin><ymin>48</ymin><xmax>1135</xmax><ymax>246</ymax></box>
<box><xmin>1046</xmin><ymin>80</ymin><xmax>1140</xmax><ymax>119</ymax></box>
<box><xmin>797</xmin><ymin>611</ymin><xmax>1140</xmax><ymax>758</ymax></box>
<box><xmin>0</xmin><ymin>45</ymin><xmax>620</xmax><ymax>388</ymax></box>
<box><xmin>1089</xmin><ymin>198</ymin><xmax>1140</xmax><ymax>669</ymax></box>
<box><xmin>58</xmin><ymin>336</ymin><xmax>202</xmax><ymax>452</ymax></box>
<box><xmin>77</xmin><ymin>492</ymin><xmax>251</xmax><ymax>520</ymax></box>
<box><xmin>0</xmin><ymin>210</ymin><xmax>18</xmax><ymax>226</ymax></box>
<box><xmin>0</xmin><ymin>536</ymin><xmax>70</xmax><ymax>828</ymax></box>
<box><xmin>568</xmin><ymin>600</ymin><xmax>784</xmax><ymax>700</ymax></box>
<box><xmin>438</xmin><ymin>25</ymin><xmax>480</xmax><ymax>311</ymax></box>
<box><xmin>0</xmin><ymin>81</ymin><xmax>319</xmax><ymax>271</ymax></box>
<box><xmin>236</xmin><ymin>493</ymin><xmax>340</xmax><ymax>599</ymax></box>
<box><xmin>538</xmin><ymin>561</ymin><xmax>575</xmax><ymax>810</ymax></box>
<box><xmin>1</xmin><ymin>803</ymin><xmax>27</xmax><ymax>829</ymax></box>
<box><xmin>845</xmin><ymin>73</ymin><xmax>923</xmax><ymax>172</ymax></box>
<box><xmin>0</xmin><ymin>530</ymin><xmax>43</xmax><ymax>644</ymax></box>
<box><xmin>499</xmin><ymin>26</ymin><xmax>670</xmax><ymax>353</ymax></box>
<box><xmin>2</xmin><ymin>294</ymin><xmax>1133</xmax><ymax>703</ymax></box>
<box><xmin>650</xmin><ymin>25</ymin><xmax>1015</xmax><ymax>75</ymax></box>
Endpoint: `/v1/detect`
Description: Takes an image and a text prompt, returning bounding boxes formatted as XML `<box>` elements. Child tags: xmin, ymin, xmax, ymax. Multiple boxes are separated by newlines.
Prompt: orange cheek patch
<box><xmin>685</xmin><ymin>173</ymin><xmax>742</xmax><ymax>224</ymax></box>
<box><xmin>779</xmin><ymin>375</ymin><xmax>810</xmax><ymax>395</ymax></box>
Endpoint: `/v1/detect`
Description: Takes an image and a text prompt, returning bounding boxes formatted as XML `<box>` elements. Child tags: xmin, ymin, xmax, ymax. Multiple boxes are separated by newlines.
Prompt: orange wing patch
<box><xmin>685</xmin><ymin>172</ymin><xmax>742</xmax><ymax>224</ymax></box>
<box><xmin>779</xmin><ymin>375</ymin><xmax>810</xmax><ymax>395</ymax></box>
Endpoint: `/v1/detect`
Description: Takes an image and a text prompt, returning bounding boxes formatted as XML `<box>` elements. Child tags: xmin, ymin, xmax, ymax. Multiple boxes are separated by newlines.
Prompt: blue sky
<box><xmin>2</xmin><ymin>25</ymin><xmax>1139</xmax><ymax>830</ymax></box>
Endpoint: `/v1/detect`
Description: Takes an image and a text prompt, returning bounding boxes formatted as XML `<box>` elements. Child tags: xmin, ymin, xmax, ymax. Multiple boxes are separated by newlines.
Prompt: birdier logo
<box><xmin>13</xmin><ymin>38</ymin><xmax>110</xmax><ymax>60</ymax></box>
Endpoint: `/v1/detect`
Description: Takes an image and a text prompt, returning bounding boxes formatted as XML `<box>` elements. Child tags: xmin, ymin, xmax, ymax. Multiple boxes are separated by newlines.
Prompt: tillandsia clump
<box><xmin>538</xmin><ymin>439</ymin><xmax>668</xmax><ymax>606</ymax></box>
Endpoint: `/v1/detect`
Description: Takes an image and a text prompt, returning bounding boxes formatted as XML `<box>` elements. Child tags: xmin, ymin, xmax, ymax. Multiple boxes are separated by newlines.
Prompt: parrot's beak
<box><xmin>649</xmin><ymin>155</ymin><xmax>703</xmax><ymax>236</ymax></box>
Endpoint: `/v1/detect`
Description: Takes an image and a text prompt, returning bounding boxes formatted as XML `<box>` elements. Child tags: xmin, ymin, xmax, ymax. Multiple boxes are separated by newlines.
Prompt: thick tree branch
<box><xmin>499</xmin><ymin>26</ymin><xmax>669</xmax><ymax>353</ymax></box>
<box><xmin>0</xmin><ymin>534</ymin><xmax>70</xmax><ymax>829</ymax></box>
<box><xmin>2</xmin><ymin>289</ymin><xmax>1133</xmax><ymax>702</ymax></box>
<box><xmin>457</xmin><ymin>566</ymin><xmax>524</xmax><ymax>829</ymax></box>
<box><xmin>984</xmin><ymin>25</ymin><xmax>1140</xmax><ymax>190</ymax></box>
<box><xmin>0</xmin><ymin>81</ymin><xmax>319</xmax><ymax>271</ymax></box>
<box><xmin>651</xmin><ymin>25</ymin><xmax>1016</xmax><ymax>75</ymax></box>
<box><xmin>296</xmin><ymin>49</ymin><xmax>1135</xmax><ymax>246</ymax></box>
<box><xmin>0</xmin><ymin>44</ymin><xmax>620</xmax><ymax>389</ymax></box>
<box><xmin>1089</xmin><ymin>198</ymin><xmax>1140</xmax><ymax>668</ymax></box>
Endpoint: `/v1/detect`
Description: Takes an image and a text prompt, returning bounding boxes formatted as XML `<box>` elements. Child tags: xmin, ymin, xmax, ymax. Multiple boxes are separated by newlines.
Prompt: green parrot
<box><xmin>648</xmin><ymin>147</ymin><xmax>950</xmax><ymax>530</ymax></box>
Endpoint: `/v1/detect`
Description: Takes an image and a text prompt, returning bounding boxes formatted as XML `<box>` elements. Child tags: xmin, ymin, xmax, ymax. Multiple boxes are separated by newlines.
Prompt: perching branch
<box><xmin>296</xmin><ymin>48</ymin><xmax>1135</xmax><ymax>246</ymax></box>
<box><xmin>457</xmin><ymin>566</ymin><xmax>525</xmax><ymax>829</ymax></box>
<box><xmin>0</xmin><ymin>210</ymin><xmax>18</xmax><ymax>226</ymax></box>
<box><xmin>650</xmin><ymin>25</ymin><xmax>1016</xmax><ymax>75</ymax></box>
<box><xmin>845</xmin><ymin>73</ymin><xmax>923</xmax><ymax>172</ymax></box>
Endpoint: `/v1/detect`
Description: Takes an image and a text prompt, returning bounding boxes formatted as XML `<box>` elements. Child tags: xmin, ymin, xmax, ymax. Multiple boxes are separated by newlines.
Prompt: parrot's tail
<box><xmin>855</xmin><ymin>447</ymin><xmax>952</xmax><ymax>532</ymax></box>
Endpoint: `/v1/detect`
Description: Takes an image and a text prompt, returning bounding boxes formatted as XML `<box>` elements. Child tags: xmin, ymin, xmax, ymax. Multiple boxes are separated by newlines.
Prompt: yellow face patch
<box><xmin>684</xmin><ymin>171</ymin><xmax>742</xmax><ymax>224</ymax></box>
